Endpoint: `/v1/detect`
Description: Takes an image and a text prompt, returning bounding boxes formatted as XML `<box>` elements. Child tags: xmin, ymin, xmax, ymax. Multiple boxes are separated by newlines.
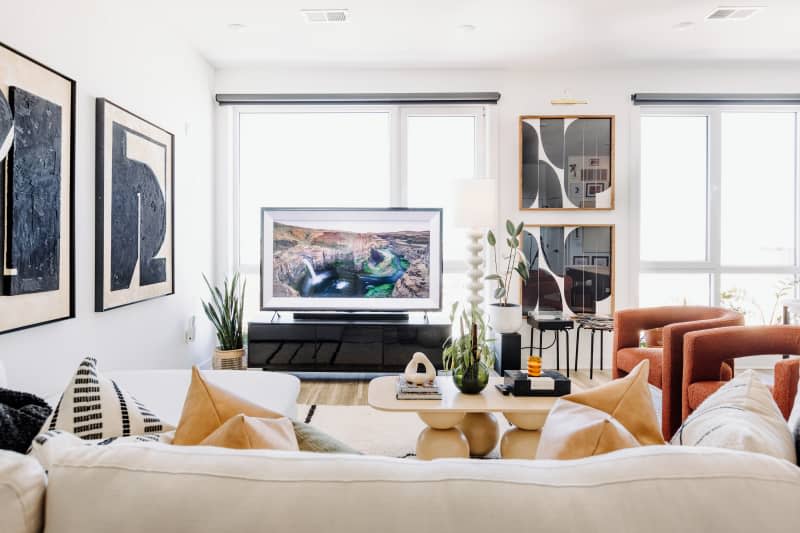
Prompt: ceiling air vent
<box><xmin>706</xmin><ymin>6</ymin><xmax>763</xmax><ymax>20</ymax></box>
<box><xmin>302</xmin><ymin>9</ymin><xmax>350</xmax><ymax>24</ymax></box>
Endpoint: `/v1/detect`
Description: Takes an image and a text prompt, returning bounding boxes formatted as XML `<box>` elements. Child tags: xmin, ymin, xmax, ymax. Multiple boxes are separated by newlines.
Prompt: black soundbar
<box><xmin>293</xmin><ymin>312</ymin><xmax>410</xmax><ymax>322</ymax></box>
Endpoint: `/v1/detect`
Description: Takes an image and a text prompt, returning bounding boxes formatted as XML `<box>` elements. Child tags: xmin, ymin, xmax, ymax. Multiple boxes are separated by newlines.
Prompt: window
<box><xmin>234</xmin><ymin>105</ymin><xmax>487</xmax><ymax>318</ymax></box>
<box><xmin>638</xmin><ymin>109</ymin><xmax>799</xmax><ymax>324</ymax></box>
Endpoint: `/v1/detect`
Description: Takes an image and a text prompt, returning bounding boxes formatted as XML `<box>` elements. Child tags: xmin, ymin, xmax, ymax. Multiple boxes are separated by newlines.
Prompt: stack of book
<box><xmin>395</xmin><ymin>376</ymin><xmax>442</xmax><ymax>400</ymax></box>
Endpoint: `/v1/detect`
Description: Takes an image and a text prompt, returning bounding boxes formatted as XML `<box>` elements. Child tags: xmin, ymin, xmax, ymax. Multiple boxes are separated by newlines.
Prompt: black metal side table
<box><xmin>527</xmin><ymin>313</ymin><xmax>575</xmax><ymax>377</ymax></box>
<box><xmin>573</xmin><ymin>315</ymin><xmax>614</xmax><ymax>379</ymax></box>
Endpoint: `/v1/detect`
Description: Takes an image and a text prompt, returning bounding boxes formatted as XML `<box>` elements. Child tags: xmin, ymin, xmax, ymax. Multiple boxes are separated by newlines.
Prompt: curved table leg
<box><xmin>457</xmin><ymin>412</ymin><xmax>499</xmax><ymax>457</ymax></box>
<box><xmin>500</xmin><ymin>411</ymin><xmax>548</xmax><ymax>460</ymax></box>
<box><xmin>416</xmin><ymin>412</ymin><xmax>469</xmax><ymax>460</ymax></box>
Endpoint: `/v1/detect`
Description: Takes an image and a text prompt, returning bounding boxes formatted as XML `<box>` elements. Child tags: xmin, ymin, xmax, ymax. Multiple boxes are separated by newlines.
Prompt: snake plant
<box><xmin>202</xmin><ymin>273</ymin><xmax>246</xmax><ymax>351</ymax></box>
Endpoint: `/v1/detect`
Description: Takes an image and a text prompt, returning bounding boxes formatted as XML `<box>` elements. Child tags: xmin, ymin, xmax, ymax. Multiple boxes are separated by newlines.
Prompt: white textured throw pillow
<box><xmin>672</xmin><ymin>370</ymin><xmax>796</xmax><ymax>463</ymax></box>
<box><xmin>43</xmin><ymin>357</ymin><xmax>174</xmax><ymax>440</ymax></box>
<box><xmin>788</xmin><ymin>376</ymin><xmax>800</xmax><ymax>465</ymax></box>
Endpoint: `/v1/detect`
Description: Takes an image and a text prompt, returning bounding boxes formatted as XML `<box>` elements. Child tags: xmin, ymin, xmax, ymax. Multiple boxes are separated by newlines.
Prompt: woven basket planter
<box><xmin>212</xmin><ymin>348</ymin><xmax>245</xmax><ymax>370</ymax></box>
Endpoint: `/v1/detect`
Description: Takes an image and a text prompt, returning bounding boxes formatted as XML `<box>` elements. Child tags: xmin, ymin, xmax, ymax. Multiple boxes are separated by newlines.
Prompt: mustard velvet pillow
<box><xmin>173</xmin><ymin>367</ymin><xmax>284</xmax><ymax>446</ymax></box>
<box><xmin>536</xmin><ymin>360</ymin><xmax>664</xmax><ymax>460</ymax></box>
<box><xmin>200</xmin><ymin>414</ymin><xmax>299</xmax><ymax>451</ymax></box>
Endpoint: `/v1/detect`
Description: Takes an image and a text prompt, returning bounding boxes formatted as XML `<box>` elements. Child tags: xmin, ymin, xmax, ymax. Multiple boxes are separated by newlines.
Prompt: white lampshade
<box><xmin>453</xmin><ymin>179</ymin><xmax>497</xmax><ymax>229</ymax></box>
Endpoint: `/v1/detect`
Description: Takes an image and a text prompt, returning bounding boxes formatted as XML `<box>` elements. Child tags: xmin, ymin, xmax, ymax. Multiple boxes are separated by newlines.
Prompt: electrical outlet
<box><xmin>185</xmin><ymin>315</ymin><xmax>196</xmax><ymax>343</ymax></box>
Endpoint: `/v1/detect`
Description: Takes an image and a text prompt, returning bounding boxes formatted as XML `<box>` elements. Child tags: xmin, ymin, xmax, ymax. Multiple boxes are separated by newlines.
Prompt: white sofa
<box><xmin>3</xmin><ymin>364</ymin><xmax>800</xmax><ymax>533</ymax></box>
<box><xmin>34</xmin><ymin>443</ymin><xmax>800</xmax><ymax>533</ymax></box>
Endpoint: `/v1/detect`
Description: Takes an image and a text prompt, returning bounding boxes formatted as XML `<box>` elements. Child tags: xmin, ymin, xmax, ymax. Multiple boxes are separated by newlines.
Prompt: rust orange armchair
<box><xmin>683</xmin><ymin>325</ymin><xmax>800</xmax><ymax>421</ymax></box>
<box><xmin>612</xmin><ymin>306</ymin><xmax>744</xmax><ymax>439</ymax></box>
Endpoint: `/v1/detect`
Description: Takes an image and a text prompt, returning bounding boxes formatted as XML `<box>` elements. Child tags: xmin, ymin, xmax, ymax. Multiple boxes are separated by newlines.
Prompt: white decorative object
<box><xmin>404</xmin><ymin>352</ymin><xmax>436</xmax><ymax>385</ymax></box>
<box><xmin>488</xmin><ymin>303</ymin><xmax>523</xmax><ymax>334</ymax></box>
<box><xmin>453</xmin><ymin>179</ymin><xmax>497</xmax><ymax>312</ymax></box>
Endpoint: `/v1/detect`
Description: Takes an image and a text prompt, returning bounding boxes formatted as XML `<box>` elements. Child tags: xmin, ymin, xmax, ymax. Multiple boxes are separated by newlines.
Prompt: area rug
<box><xmin>298</xmin><ymin>387</ymin><xmax>662</xmax><ymax>458</ymax></box>
<box><xmin>299</xmin><ymin>403</ymin><xmax>509</xmax><ymax>458</ymax></box>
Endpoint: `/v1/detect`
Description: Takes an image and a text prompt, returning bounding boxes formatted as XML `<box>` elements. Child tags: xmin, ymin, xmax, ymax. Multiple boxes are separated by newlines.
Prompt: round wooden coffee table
<box><xmin>367</xmin><ymin>375</ymin><xmax>578</xmax><ymax>460</ymax></box>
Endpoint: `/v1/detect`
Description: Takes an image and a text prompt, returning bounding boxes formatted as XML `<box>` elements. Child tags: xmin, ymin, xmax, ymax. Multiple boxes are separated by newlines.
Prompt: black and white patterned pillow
<box><xmin>43</xmin><ymin>357</ymin><xmax>174</xmax><ymax>440</ymax></box>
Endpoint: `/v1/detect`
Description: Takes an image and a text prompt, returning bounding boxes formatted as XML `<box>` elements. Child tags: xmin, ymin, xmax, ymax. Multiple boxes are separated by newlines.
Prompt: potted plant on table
<box><xmin>484</xmin><ymin>220</ymin><xmax>529</xmax><ymax>334</ymax></box>
<box><xmin>443</xmin><ymin>302</ymin><xmax>494</xmax><ymax>394</ymax></box>
<box><xmin>202</xmin><ymin>273</ymin><xmax>246</xmax><ymax>370</ymax></box>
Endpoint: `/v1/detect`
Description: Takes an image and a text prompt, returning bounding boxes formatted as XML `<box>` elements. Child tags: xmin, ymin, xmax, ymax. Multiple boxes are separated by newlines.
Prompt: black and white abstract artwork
<box><xmin>96</xmin><ymin>99</ymin><xmax>174</xmax><ymax>311</ymax></box>
<box><xmin>521</xmin><ymin>225</ymin><xmax>614</xmax><ymax>316</ymax></box>
<box><xmin>520</xmin><ymin>116</ymin><xmax>614</xmax><ymax>210</ymax></box>
<box><xmin>6</xmin><ymin>87</ymin><xmax>62</xmax><ymax>295</ymax></box>
<box><xmin>0</xmin><ymin>41</ymin><xmax>75</xmax><ymax>335</ymax></box>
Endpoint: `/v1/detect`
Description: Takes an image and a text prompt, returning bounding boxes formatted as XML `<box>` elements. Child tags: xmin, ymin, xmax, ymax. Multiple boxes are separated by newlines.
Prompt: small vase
<box><xmin>453</xmin><ymin>361</ymin><xmax>490</xmax><ymax>394</ymax></box>
<box><xmin>488</xmin><ymin>303</ymin><xmax>523</xmax><ymax>334</ymax></box>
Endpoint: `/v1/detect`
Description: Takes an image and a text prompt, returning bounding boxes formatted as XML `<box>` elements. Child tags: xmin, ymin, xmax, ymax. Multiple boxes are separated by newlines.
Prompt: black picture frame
<box><xmin>95</xmin><ymin>98</ymin><xmax>175</xmax><ymax>312</ymax></box>
<box><xmin>0</xmin><ymin>41</ymin><xmax>76</xmax><ymax>335</ymax></box>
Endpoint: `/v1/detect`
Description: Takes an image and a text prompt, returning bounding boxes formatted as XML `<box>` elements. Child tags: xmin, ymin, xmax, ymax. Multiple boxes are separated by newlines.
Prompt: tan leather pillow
<box><xmin>200</xmin><ymin>414</ymin><xmax>299</xmax><ymax>451</ymax></box>
<box><xmin>536</xmin><ymin>360</ymin><xmax>664</xmax><ymax>460</ymax></box>
<box><xmin>173</xmin><ymin>367</ymin><xmax>283</xmax><ymax>445</ymax></box>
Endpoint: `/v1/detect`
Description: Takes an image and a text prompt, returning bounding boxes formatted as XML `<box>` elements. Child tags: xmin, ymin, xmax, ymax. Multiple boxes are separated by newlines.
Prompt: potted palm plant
<box><xmin>484</xmin><ymin>220</ymin><xmax>529</xmax><ymax>333</ymax></box>
<box><xmin>202</xmin><ymin>273</ymin><xmax>246</xmax><ymax>370</ymax></box>
<box><xmin>443</xmin><ymin>302</ymin><xmax>494</xmax><ymax>394</ymax></box>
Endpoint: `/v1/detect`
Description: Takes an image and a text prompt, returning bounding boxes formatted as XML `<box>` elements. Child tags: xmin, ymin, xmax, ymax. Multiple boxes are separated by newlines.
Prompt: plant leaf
<box><xmin>486</xmin><ymin>230</ymin><xmax>496</xmax><ymax>246</ymax></box>
<box><xmin>494</xmin><ymin>287</ymin><xmax>506</xmax><ymax>299</ymax></box>
<box><xmin>515</xmin><ymin>221</ymin><xmax>525</xmax><ymax>236</ymax></box>
<box><xmin>484</xmin><ymin>274</ymin><xmax>501</xmax><ymax>281</ymax></box>
<box><xmin>505</xmin><ymin>220</ymin><xmax>515</xmax><ymax>236</ymax></box>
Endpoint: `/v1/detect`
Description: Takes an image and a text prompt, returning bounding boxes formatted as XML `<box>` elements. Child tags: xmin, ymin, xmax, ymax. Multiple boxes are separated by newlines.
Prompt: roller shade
<box><xmin>215</xmin><ymin>92</ymin><xmax>501</xmax><ymax>106</ymax></box>
<box><xmin>632</xmin><ymin>93</ymin><xmax>800</xmax><ymax>106</ymax></box>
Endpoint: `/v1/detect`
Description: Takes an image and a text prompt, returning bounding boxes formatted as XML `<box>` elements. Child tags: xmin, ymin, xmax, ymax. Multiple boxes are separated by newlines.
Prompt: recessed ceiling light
<box><xmin>301</xmin><ymin>9</ymin><xmax>350</xmax><ymax>24</ymax></box>
<box><xmin>706</xmin><ymin>6</ymin><xmax>764</xmax><ymax>21</ymax></box>
<box><xmin>672</xmin><ymin>21</ymin><xmax>695</xmax><ymax>31</ymax></box>
<box><xmin>227</xmin><ymin>23</ymin><xmax>247</xmax><ymax>31</ymax></box>
<box><xmin>459</xmin><ymin>24</ymin><xmax>477</xmax><ymax>32</ymax></box>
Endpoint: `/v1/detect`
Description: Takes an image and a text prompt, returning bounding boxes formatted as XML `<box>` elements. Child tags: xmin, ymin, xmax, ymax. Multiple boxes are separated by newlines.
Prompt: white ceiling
<box><xmin>155</xmin><ymin>0</ymin><xmax>800</xmax><ymax>69</ymax></box>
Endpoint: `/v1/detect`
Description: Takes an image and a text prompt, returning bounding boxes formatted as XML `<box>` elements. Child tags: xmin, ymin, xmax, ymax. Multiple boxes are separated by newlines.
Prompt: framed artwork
<box><xmin>96</xmin><ymin>99</ymin><xmax>174</xmax><ymax>311</ymax></box>
<box><xmin>520</xmin><ymin>225</ymin><xmax>615</xmax><ymax>316</ymax></box>
<box><xmin>0</xmin><ymin>41</ymin><xmax>75</xmax><ymax>335</ymax></box>
<box><xmin>519</xmin><ymin>115</ymin><xmax>614</xmax><ymax>210</ymax></box>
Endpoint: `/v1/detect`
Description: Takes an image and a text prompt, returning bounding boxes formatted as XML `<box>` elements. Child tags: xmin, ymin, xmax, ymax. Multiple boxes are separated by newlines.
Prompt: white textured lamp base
<box><xmin>465</xmin><ymin>229</ymin><xmax>484</xmax><ymax>309</ymax></box>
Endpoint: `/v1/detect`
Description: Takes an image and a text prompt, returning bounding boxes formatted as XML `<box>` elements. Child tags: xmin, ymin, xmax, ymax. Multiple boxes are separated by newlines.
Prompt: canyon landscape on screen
<box><xmin>272</xmin><ymin>222</ymin><xmax>431</xmax><ymax>299</ymax></box>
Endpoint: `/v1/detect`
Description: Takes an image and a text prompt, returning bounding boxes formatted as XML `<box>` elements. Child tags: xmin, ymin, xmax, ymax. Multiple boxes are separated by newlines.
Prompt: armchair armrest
<box><xmin>774</xmin><ymin>357</ymin><xmax>799</xmax><ymax>420</ymax></box>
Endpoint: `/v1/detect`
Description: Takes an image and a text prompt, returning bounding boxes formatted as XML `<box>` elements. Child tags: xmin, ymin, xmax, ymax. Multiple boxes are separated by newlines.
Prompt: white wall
<box><xmin>0</xmin><ymin>2</ymin><xmax>217</xmax><ymax>395</ymax></box>
<box><xmin>215</xmin><ymin>64</ymin><xmax>800</xmax><ymax>369</ymax></box>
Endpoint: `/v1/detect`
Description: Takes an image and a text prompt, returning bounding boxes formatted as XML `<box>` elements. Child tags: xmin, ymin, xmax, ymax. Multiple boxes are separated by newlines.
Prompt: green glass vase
<box><xmin>453</xmin><ymin>361</ymin><xmax>490</xmax><ymax>394</ymax></box>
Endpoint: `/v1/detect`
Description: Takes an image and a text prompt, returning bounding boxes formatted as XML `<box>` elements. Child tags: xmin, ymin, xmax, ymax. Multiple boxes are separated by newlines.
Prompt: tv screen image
<box><xmin>261</xmin><ymin>208</ymin><xmax>442</xmax><ymax>312</ymax></box>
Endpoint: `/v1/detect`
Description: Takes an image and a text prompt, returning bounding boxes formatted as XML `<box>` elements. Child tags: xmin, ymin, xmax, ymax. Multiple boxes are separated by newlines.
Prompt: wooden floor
<box><xmin>298</xmin><ymin>370</ymin><xmax>613</xmax><ymax>406</ymax></box>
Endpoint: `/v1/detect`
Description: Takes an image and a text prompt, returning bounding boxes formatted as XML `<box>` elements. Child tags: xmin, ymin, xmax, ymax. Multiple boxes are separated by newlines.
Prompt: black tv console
<box><xmin>248</xmin><ymin>316</ymin><xmax>451</xmax><ymax>372</ymax></box>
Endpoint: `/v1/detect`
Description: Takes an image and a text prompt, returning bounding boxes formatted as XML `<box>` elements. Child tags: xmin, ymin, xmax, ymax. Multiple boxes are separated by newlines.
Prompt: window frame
<box><xmin>635</xmin><ymin>106</ymin><xmax>800</xmax><ymax>309</ymax></box>
<box><xmin>230</xmin><ymin>103</ymin><xmax>488</xmax><ymax>280</ymax></box>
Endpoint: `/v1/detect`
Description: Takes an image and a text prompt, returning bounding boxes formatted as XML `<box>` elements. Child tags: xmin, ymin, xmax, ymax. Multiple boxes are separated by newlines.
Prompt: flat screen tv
<box><xmin>261</xmin><ymin>208</ymin><xmax>443</xmax><ymax>312</ymax></box>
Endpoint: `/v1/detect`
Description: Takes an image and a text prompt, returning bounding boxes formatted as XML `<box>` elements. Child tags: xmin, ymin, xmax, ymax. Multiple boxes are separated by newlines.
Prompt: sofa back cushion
<box><xmin>0</xmin><ymin>450</ymin><xmax>46</xmax><ymax>533</ymax></box>
<box><xmin>42</xmin><ymin>444</ymin><xmax>800</xmax><ymax>533</ymax></box>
